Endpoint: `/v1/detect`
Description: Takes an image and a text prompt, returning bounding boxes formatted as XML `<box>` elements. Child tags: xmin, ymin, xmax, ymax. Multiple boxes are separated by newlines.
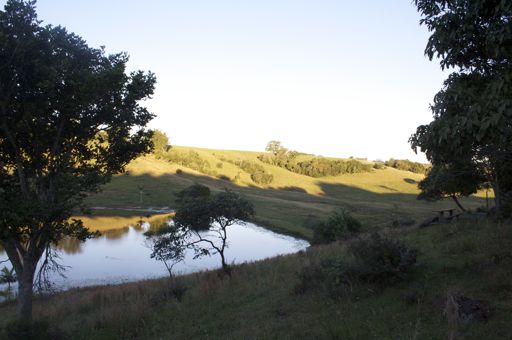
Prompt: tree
<box><xmin>411</xmin><ymin>0</ymin><xmax>512</xmax><ymax>216</ymax></box>
<box><xmin>153</xmin><ymin>187</ymin><xmax>254</xmax><ymax>274</ymax></box>
<box><xmin>145</xmin><ymin>223</ymin><xmax>187</xmax><ymax>278</ymax></box>
<box><xmin>265</xmin><ymin>140</ymin><xmax>284</xmax><ymax>156</ymax></box>
<box><xmin>417</xmin><ymin>162</ymin><xmax>483</xmax><ymax>212</ymax></box>
<box><xmin>0</xmin><ymin>1</ymin><xmax>155</xmax><ymax>322</ymax></box>
<box><xmin>151</xmin><ymin>129</ymin><xmax>170</xmax><ymax>155</ymax></box>
<box><xmin>175</xmin><ymin>183</ymin><xmax>211</xmax><ymax>206</ymax></box>
<box><xmin>0</xmin><ymin>266</ymin><xmax>17</xmax><ymax>291</ymax></box>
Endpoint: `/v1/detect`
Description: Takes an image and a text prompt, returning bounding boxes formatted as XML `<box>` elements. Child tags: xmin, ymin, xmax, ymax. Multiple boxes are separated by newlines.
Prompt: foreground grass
<box><xmin>1</xmin><ymin>219</ymin><xmax>511</xmax><ymax>339</ymax></box>
<box><xmin>82</xmin><ymin>148</ymin><xmax>487</xmax><ymax>239</ymax></box>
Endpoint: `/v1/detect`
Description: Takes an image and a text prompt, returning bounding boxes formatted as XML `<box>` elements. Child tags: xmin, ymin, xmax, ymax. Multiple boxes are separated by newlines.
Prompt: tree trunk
<box><xmin>220</xmin><ymin>251</ymin><xmax>228</xmax><ymax>271</ymax></box>
<box><xmin>451</xmin><ymin>195</ymin><xmax>466</xmax><ymax>212</ymax></box>
<box><xmin>16</xmin><ymin>262</ymin><xmax>36</xmax><ymax>323</ymax></box>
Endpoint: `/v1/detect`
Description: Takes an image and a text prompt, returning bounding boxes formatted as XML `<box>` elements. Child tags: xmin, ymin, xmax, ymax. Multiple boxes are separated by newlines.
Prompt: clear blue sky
<box><xmin>13</xmin><ymin>1</ymin><xmax>445</xmax><ymax>161</ymax></box>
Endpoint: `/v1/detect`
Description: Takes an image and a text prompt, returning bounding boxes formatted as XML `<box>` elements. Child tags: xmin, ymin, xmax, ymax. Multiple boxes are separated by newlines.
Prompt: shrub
<box><xmin>176</xmin><ymin>168</ymin><xmax>183</xmax><ymax>175</ymax></box>
<box><xmin>373</xmin><ymin>162</ymin><xmax>385</xmax><ymax>170</ymax></box>
<box><xmin>293</xmin><ymin>263</ymin><xmax>326</xmax><ymax>295</ymax></box>
<box><xmin>219</xmin><ymin>157</ymin><xmax>274</xmax><ymax>185</ymax></box>
<box><xmin>348</xmin><ymin>234</ymin><xmax>417</xmax><ymax>285</ymax></box>
<box><xmin>384</xmin><ymin>159</ymin><xmax>428</xmax><ymax>174</ymax></box>
<box><xmin>163</xmin><ymin>150</ymin><xmax>214</xmax><ymax>175</ymax></box>
<box><xmin>312</xmin><ymin>209</ymin><xmax>361</xmax><ymax>245</ymax></box>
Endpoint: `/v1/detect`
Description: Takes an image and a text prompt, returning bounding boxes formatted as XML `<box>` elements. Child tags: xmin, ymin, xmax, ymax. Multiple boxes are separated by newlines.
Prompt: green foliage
<box><xmin>418</xmin><ymin>162</ymin><xmax>483</xmax><ymax>206</ymax></box>
<box><xmin>154</xmin><ymin>187</ymin><xmax>255</xmax><ymax>272</ymax></box>
<box><xmin>411</xmin><ymin>0</ymin><xmax>512</xmax><ymax>216</ymax></box>
<box><xmin>0</xmin><ymin>0</ymin><xmax>155</xmax><ymax>321</ymax></box>
<box><xmin>258</xmin><ymin>154</ymin><xmax>372</xmax><ymax>178</ymax></box>
<box><xmin>348</xmin><ymin>234</ymin><xmax>417</xmax><ymax>285</ymax></box>
<box><xmin>175</xmin><ymin>183</ymin><xmax>211</xmax><ymax>207</ymax></box>
<box><xmin>265</xmin><ymin>140</ymin><xmax>285</xmax><ymax>156</ymax></box>
<box><xmin>296</xmin><ymin>234</ymin><xmax>417</xmax><ymax>297</ymax></box>
<box><xmin>0</xmin><ymin>266</ymin><xmax>16</xmax><ymax>287</ymax></box>
<box><xmin>151</xmin><ymin>130</ymin><xmax>170</xmax><ymax>155</ymax></box>
<box><xmin>162</xmin><ymin>150</ymin><xmax>215</xmax><ymax>176</ymax></box>
<box><xmin>384</xmin><ymin>159</ymin><xmax>428</xmax><ymax>174</ymax></box>
<box><xmin>312</xmin><ymin>209</ymin><xmax>361</xmax><ymax>245</ymax></box>
<box><xmin>372</xmin><ymin>162</ymin><xmax>385</xmax><ymax>170</ymax></box>
<box><xmin>218</xmin><ymin>156</ymin><xmax>273</xmax><ymax>185</ymax></box>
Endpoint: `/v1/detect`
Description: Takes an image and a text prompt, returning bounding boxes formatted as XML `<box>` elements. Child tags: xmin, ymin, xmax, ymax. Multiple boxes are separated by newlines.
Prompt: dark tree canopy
<box><xmin>0</xmin><ymin>0</ymin><xmax>155</xmax><ymax>322</ymax></box>
<box><xmin>417</xmin><ymin>162</ymin><xmax>483</xmax><ymax>211</ymax></box>
<box><xmin>411</xmin><ymin>0</ymin><xmax>512</xmax><ymax>215</ymax></box>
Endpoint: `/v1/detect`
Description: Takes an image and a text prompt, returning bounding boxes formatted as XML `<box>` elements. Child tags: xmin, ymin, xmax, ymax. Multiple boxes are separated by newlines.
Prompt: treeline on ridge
<box><xmin>150</xmin><ymin>131</ymin><xmax>274</xmax><ymax>185</ymax></box>
<box><xmin>258</xmin><ymin>141</ymin><xmax>372</xmax><ymax>178</ymax></box>
<box><xmin>384</xmin><ymin>159</ymin><xmax>428</xmax><ymax>174</ymax></box>
<box><xmin>258</xmin><ymin>154</ymin><xmax>373</xmax><ymax>177</ymax></box>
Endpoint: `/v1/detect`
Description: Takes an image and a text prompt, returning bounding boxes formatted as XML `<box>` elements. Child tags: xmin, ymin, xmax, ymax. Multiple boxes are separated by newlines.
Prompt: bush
<box><xmin>312</xmin><ymin>209</ymin><xmax>361</xmax><ymax>245</ymax></box>
<box><xmin>163</xmin><ymin>150</ymin><xmax>215</xmax><ymax>176</ymax></box>
<box><xmin>293</xmin><ymin>263</ymin><xmax>326</xmax><ymax>295</ymax></box>
<box><xmin>384</xmin><ymin>159</ymin><xmax>428</xmax><ymax>174</ymax></box>
<box><xmin>294</xmin><ymin>234</ymin><xmax>417</xmax><ymax>298</ymax></box>
<box><xmin>348</xmin><ymin>234</ymin><xmax>417</xmax><ymax>285</ymax></box>
<box><xmin>219</xmin><ymin>157</ymin><xmax>274</xmax><ymax>185</ymax></box>
<box><xmin>373</xmin><ymin>162</ymin><xmax>385</xmax><ymax>170</ymax></box>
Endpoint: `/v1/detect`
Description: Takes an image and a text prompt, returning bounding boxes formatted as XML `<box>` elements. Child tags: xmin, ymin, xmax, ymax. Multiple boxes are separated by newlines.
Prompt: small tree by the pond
<box><xmin>0</xmin><ymin>266</ymin><xmax>17</xmax><ymax>300</ymax></box>
<box><xmin>145</xmin><ymin>223</ymin><xmax>187</xmax><ymax>278</ymax></box>
<box><xmin>0</xmin><ymin>266</ymin><xmax>16</xmax><ymax>291</ymax></box>
<box><xmin>150</xmin><ymin>187</ymin><xmax>254</xmax><ymax>274</ymax></box>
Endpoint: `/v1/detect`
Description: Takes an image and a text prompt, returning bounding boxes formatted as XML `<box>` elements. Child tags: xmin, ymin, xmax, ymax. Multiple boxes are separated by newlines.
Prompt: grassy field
<box><xmin>82</xmin><ymin>147</ymin><xmax>486</xmax><ymax>239</ymax></box>
<box><xmin>0</xmin><ymin>219</ymin><xmax>510</xmax><ymax>339</ymax></box>
<box><xmin>0</xmin><ymin>147</ymin><xmax>505</xmax><ymax>339</ymax></box>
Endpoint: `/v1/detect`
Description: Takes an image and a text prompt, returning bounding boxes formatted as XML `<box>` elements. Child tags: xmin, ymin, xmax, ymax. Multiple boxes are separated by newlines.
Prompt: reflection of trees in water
<box><xmin>28</xmin><ymin>218</ymin><xmax>174</xmax><ymax>256</ymax></box>
<box><xmin>55</xmin><ymin>237</ymin><xmax>83</xmax><ymax>255</ymax></box>
<box><xmin>102</xmin><ymin>227</ymin><xmax>130</xmax><ymax>240</ymax></box>
<box><xmin>146</xmin><ymin>217</ymin><xmax>173</xmax><ymax>235</ymax></box>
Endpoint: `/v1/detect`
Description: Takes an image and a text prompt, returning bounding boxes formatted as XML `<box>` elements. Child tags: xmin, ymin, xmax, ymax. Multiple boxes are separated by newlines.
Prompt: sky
<box><xmin>12</xmin><ymin>1</ymin><xmax>446</xmax><ymax>162</ymax></box>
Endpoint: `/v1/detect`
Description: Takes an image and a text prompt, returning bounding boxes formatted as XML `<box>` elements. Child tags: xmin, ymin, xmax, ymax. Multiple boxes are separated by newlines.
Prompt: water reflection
<box><xmin>0</xmin><ymin>219</ymin><xmax>309</xmax><ymax>291</ymax></box>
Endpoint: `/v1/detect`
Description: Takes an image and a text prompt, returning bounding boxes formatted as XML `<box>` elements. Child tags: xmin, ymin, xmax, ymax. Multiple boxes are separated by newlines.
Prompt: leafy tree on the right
<box><xmin>410</xmin><ymin>0</ymin><xmax>512</xmax><ymax>216</ymax></box>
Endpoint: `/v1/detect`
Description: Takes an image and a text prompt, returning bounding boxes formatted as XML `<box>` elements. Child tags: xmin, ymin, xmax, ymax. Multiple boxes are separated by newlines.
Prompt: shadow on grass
<box><xmin>87</xmin><ymin>170</ymin><xmax>487</xmax><ymax>234</ymax></box>
<box><xmin>0</xmin><ymin>170</ymin><xmax>486</xmax><ymax>257</ymax></box>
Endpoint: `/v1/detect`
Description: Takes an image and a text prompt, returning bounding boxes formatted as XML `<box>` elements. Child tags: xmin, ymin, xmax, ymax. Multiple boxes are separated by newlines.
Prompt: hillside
<box><xmin>83</xmin><ymin>146</ymin><xmax>485</xmax><ymax>238</ymax></box>
<box><xmin>1</xmin><ymin>220</ymin><xmax>510</xmax><ymax>339</ymax></box>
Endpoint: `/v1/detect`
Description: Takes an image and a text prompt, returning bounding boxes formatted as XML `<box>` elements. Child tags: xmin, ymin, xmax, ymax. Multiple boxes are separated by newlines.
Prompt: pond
<box><xmin>0</xmin><ymin>221</ymin><xmax>309</xmax><ymax>293</ymax></box>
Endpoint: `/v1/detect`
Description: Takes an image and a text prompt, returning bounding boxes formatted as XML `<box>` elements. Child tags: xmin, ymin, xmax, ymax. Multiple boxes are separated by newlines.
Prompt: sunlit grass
<box><xmin>82</xmin><ymin>147</ymin><xmax>487</xmax><ymax>239</ymax></box>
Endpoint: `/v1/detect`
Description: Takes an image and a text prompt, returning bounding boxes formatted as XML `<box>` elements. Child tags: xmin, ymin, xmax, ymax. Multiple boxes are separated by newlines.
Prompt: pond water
<box><xmin>0</xmin><ymin>221</ymin><xmax>309</xmax><ymax>293</ymax></box>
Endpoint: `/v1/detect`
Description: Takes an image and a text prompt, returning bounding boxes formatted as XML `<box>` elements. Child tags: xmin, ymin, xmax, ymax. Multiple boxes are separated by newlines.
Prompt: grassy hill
<box><xmin>0</xmin><ymin>146</ymin><xmax>505</xmax><ymax>339</ymax></box>
<box><xmin>82</xmin><ymin>146</ymin><xmax>486</xmax><ymax>238</ymax></box>
<box><xmin>0</xmin><ymin>220</ymin><xmax>510</xmax><ymax>339</ymax></box>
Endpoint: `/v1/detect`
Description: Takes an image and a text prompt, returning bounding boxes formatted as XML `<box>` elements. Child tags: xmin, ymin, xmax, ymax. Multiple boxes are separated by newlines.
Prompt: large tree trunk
<box><xmin>17</xmin><ymin>262</ymin><xmax>36</xmax><ymax>323</ymax></box>
<box><xmin>2</xmin><ymin>239</ymin><xmax>45</xmax><ymax>324</ymax></box>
